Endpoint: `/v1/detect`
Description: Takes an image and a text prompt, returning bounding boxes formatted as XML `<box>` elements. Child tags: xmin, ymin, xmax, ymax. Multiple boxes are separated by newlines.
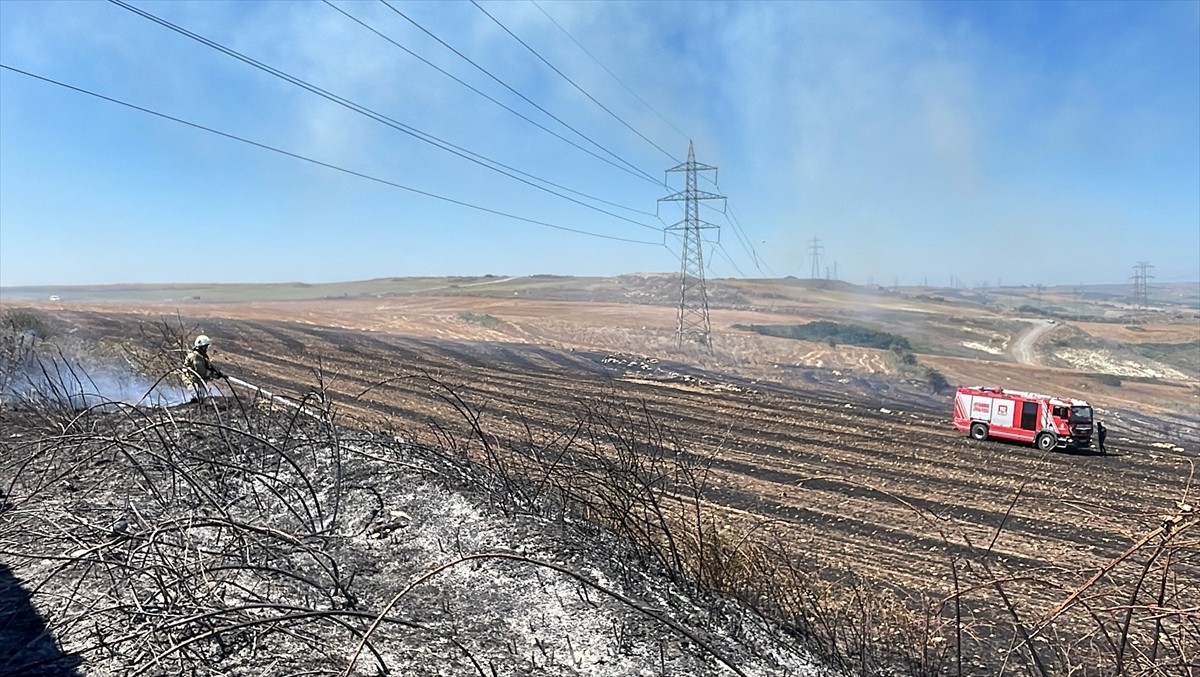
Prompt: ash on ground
<box><xmin>1</xmin><ymin>396</ymin><xmax>833</xmax><ymax>677</ymax></box>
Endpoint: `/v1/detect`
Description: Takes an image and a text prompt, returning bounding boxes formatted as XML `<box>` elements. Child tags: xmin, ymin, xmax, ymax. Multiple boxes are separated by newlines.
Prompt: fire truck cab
<box><xmin>953</xmin><ymin>386</ymin><xmax>1094</xmax><ymax>451</ymax></box>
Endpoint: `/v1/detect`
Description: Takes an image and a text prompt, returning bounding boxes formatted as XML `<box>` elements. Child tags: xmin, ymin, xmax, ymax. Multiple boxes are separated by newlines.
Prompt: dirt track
<box><xmin>1010</xmin><ymin>319</ymin><xmax>1056</xmax><ymax>365</ymax></box>
<box><xmin>24</xmin><ymin>308</ymin><xmax>1200</xmax><ymax>673</ymax></box>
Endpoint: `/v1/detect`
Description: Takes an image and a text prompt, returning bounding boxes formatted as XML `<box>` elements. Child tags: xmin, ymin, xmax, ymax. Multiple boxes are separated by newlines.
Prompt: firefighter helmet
<box><xmin>193</xmin><ymin>335</ymin><xmax>212</xmax><ymax>349</ymax></box>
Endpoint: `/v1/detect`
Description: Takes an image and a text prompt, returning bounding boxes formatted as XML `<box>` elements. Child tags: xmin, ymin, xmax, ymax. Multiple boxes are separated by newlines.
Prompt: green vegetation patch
<box><xmin>736</xmin><ymin>320</ymin><xmax>952</xmax><ymax>393</ymax></box>
<box><xmin>1088</xmin><ymin>373</ymin><xmax>1124</xmax><ymax>387</ymax></box>
<box><xmin>1129</xmin><ymin>340</ymin><xmax>1200</xmax><ymax>376</ymax></box>
<box><xmin>735</xmin><ymin>321</ymin><xmax>912</xmax><ymax>351</ymax></box>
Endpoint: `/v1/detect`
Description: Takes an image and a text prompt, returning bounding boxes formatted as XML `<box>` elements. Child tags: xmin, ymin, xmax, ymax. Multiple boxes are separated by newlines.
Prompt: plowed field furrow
<box><xmin>227</xmin><ymin>327</ymin><xmax>1193</xmax><ymax>551</ymax></box>
<box><xmin>39</xmin><ymin>308</ymin><xmax>1196</xmax><ymax>671</ymax></box>
<box><xmin>717</xmin><ymin>481</ymin><xmax>1122</xmax><ymax>576</ymax></box>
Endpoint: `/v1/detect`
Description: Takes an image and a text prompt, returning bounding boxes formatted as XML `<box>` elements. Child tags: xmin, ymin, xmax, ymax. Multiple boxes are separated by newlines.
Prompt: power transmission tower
<box><xmin>1132</xmin><ymin>261</ymin><xmax>1154</xmax><ymax>308</ymax></box>
<box><xmin>659</xmin><ymin>141</ymin><xmax>725</xmax><ymax>348</ymax></box>
<box><xmin>807</xmin><ymin>237</ymin><xmax>823</xmax><ymax>279</ymax></box>
<box><xmin>1139</xmin><ymin>261</ymin><xmax>1154</xmax><ymax>307</ymax></box>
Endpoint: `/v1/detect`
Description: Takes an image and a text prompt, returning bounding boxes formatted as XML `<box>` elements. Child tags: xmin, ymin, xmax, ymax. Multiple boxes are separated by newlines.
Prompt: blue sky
<box><xmin>1</xmin><ymin>0</ymin><xmax>1197</xmax><ymax>288</ymax></box>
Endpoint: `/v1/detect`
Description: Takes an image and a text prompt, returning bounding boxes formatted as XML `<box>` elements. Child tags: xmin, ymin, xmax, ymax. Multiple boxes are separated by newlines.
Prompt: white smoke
<box><xmin>0</xmin><ymin>355</ymin><xmax>199</xmax><ymax>410</ymax></box>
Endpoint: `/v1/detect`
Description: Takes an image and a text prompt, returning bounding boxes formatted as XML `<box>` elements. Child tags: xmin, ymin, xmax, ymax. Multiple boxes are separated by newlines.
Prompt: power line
<box><xmin>711</xmin><ymin>242</ymin><xmax>747</xmax><ymax>279</ymax></box>
<box><xmin>697</xmin><ymin>199</ymin><xmax>770</xmax><ymax>278</ymax></box>
<box><xmin>472</xmin><ymin>0</ymin><xmax>678</xmax><ymax>163</ymax></box>
<box><xmin>717</xmin><ymin>202</ymin><xmax>772</xmax><ymax>278</ymax></box>
<box><xmin>730</xmin><ymin>205</ymin><xmax>773</xmax><ymax>277</ymax></box>
<box><xmin>0</xmin><ymin>64</ymin><xmax>660</xmax><ymax>246</ymax></box>
<box><xmin>109</xmin><ymin>0</ymin><xmax>662</xmax><ymax>234</ymax></box>
<box><xmin>695</xmin><ymin>172</ymin><xmax>771</xmax><ymax>278</ymax></box>
<box><xmin>684</xmin><ymin>175</ymin><xmax>760</xmax><ymax>276</ymax></box>
<box><xmin>662</xmin><ymin>220</ymin><xmax>737</xmax><ymax>278</ymax></box>
<box><xmin>530</xmin><ymin>0</ymin><xmax>691</xmax><ymax>146</ymax></box>
<box><xmin>382</xmin><ymin>0</ymin><xmax>661</xmax><ymax>185</ymax></box>
<box><xmin>322</xmin><ymin>1</ymin><xmax>660</xmax><ymax>196</ymax></box>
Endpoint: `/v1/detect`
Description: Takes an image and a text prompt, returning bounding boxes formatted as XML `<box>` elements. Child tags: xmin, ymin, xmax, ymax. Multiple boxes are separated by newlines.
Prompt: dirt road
<box><xmin>1010</xmin><ymin>318</ymin><xmax>1056</xmax><ymax>364</ymax></box>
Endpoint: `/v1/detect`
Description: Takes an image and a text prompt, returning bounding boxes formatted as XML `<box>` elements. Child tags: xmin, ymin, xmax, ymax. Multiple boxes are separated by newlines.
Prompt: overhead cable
<box><xmin>715</xmin><ymin>202</ymin><xmax>770</xmax><ymax>278</ymax></box>
<box><xmin>662</xmin><ymin>226</ymin><xmax>741</xmax><ymax>279</ymax></box>
<box><xmin>109</xmin><ymin>0</ymin><xmax>661</xmax><ymax>233</ymax></box>
<box><xmin>0</xmin><ymin>64</ymin><xmax>659</xmax><ymax>246</ymax></box>
<box><xmin>472</xmin><ymin>0</ymin><xmax>679</xmax><ymax>164</ymax></box>
<box><xmin>529</xmin><ymin>0</ymin><xmax>692</xmax><ymax>146</ymax></box>
<box><xmin>711</xmin><ymin>242</ymin><xmax>747</xmax><ymax>279</ymax></box>
<box><xmin>381</xmin><ymin>0</ymin><xmax>661</xmax><ymax>185</ymax></box>
<box><xmin>698</xmin><ymin>195</ymin><xmax>771</xmax><ymax>278</ymax></box>
<box><xmin>322</xmin><ymin>0</ymin><xmax>661</xmax><ymax>196</ymax></box>
<box><xmin>726</xmin><ymin>203</ymin><xmax>774</xmax><ymax>277</ymax></box>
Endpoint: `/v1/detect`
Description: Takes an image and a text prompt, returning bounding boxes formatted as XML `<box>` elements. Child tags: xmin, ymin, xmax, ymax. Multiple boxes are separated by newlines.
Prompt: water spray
<box><xmin>224</xmin><ymin>375</ymin><xmax>319</xmax><ymax>420</ymax></box>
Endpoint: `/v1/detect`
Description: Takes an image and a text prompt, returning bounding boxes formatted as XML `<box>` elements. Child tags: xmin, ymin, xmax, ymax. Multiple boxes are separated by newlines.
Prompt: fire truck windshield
<box><xmin>1071</xmin><ymin>406</ymin><xmax>1093</xmax><ymax>423</ymax></box>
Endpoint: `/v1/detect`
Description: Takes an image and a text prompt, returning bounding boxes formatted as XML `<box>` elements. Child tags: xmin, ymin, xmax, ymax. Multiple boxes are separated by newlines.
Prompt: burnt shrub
<box><xmin>925</xmin><ymin>367</ymin><xmax>950</xmax><ymax>393</ymax></box>
<box><xmin>2</xmin><ymin>309</ymin><xmax>55</xmax><ymax>339</ymax></box>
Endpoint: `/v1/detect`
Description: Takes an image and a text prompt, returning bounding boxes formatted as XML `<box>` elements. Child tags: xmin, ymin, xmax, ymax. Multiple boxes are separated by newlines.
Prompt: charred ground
<box><xmin>2</xmin><ymin>298</ymin><xmax>1197</xmax><ymax>676</ymax></box>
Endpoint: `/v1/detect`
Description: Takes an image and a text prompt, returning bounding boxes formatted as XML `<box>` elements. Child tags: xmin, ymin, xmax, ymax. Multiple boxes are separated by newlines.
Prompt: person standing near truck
<box><xmin>1096</xmin><ymin>421</ymin><xmax>1108</xmax><ymax>455</ymax></box>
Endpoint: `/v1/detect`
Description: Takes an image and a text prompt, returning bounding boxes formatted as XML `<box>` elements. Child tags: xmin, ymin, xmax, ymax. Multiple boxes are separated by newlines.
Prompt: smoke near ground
<box><xmin>0</xmin><ymin>356</ymin><xmax>198</xmax><ymax>409</ymax></box>
<box><xmin>0</xmin><ymin>318</ymin><xmax>199</xmax><ymax>410</ymax></box>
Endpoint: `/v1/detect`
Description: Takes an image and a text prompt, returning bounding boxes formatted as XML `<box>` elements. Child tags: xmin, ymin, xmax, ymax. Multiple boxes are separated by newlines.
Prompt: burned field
<box><xmin>2</xmin><ymin>398</ymin><xmax>828</xmax><ymax>677</ymax></box>
<box><xmin>3</xmin><ymin>308</ymin><xmax>1198</xmax><ymax>676</ymax></box>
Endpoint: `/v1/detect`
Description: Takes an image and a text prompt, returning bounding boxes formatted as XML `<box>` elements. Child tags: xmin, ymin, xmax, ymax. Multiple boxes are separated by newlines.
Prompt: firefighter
<box><xmin>182</xmin><ymin>334</ymin><xmax>225</xmax><ymax>403</ymax></box>
<box><xmin>1096</xmin><ymin>421</ymin><xmax>1108</xmax><ymax>455</ymax></box>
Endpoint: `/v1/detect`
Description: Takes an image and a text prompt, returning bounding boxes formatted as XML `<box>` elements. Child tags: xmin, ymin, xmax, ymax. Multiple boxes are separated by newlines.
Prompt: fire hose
<box><xmin>223</xmin><ymin>375</ymin><xmax>316</xmax><ymax>418</ymax></box>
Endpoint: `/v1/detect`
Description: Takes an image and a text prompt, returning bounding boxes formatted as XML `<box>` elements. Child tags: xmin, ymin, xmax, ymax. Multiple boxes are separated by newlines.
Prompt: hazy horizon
<box><xmin>3</xmin><ymin>271</ymin><xmax>1198</xmax><ymax>292</ymax></box>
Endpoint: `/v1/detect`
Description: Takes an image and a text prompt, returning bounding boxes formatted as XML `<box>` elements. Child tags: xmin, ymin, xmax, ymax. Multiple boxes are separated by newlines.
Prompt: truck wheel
<box><xmin>1036</xmin><ymin>433</ymin><xmax>1057</xmax><ymax>452</ymax></box>
<box><xmin>970</xmin><ymin>423</ymin><xmax>988</xmax><ymax>441</ymax></box>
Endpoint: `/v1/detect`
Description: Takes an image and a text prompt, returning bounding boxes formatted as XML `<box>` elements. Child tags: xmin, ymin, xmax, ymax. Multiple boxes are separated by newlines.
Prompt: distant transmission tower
<box><xmin>1131</xmin><ymin>261</ymin><xmax>1154</xmax><ymax>308</ymax></box>
<box><xmin>808</xmin><ymin>237</ymin><xmax>824</xmax><ymax>279</ymax></box>
<box><xmin>659</xmin><ymin>141</ymin><xmax>725</xmax><ymax>348</ymax></box>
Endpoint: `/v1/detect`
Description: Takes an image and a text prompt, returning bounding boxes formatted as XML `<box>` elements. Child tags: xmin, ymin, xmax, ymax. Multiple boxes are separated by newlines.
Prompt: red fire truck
<box><xmin>953</xmin><ymin>386</ymin><xmax>1094</xmax><ymax>451</ymax></box>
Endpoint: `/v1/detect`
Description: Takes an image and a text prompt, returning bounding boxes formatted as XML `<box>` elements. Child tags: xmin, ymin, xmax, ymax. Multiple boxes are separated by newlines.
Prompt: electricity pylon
<box><xmin>808</xmin><ymin>237</ymin><xmax>823</xmax><ymax>279</ymax></box>
<box><xmin>1132</xmin><ymin>261</ymin><xmax>1154</xmax><ymax>308</ymax></box>
<box><xmin>659</xmin><ymin>141</ymin><xmax>725</xmax><ymax>348</ymax></box>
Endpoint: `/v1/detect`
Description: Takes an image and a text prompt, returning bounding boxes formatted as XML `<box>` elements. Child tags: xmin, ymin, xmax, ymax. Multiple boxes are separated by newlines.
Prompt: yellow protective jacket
<box><xmin>182</xmin><ymin>349</ymin><xmax>222</xmax><ymax>385</ymax></box>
